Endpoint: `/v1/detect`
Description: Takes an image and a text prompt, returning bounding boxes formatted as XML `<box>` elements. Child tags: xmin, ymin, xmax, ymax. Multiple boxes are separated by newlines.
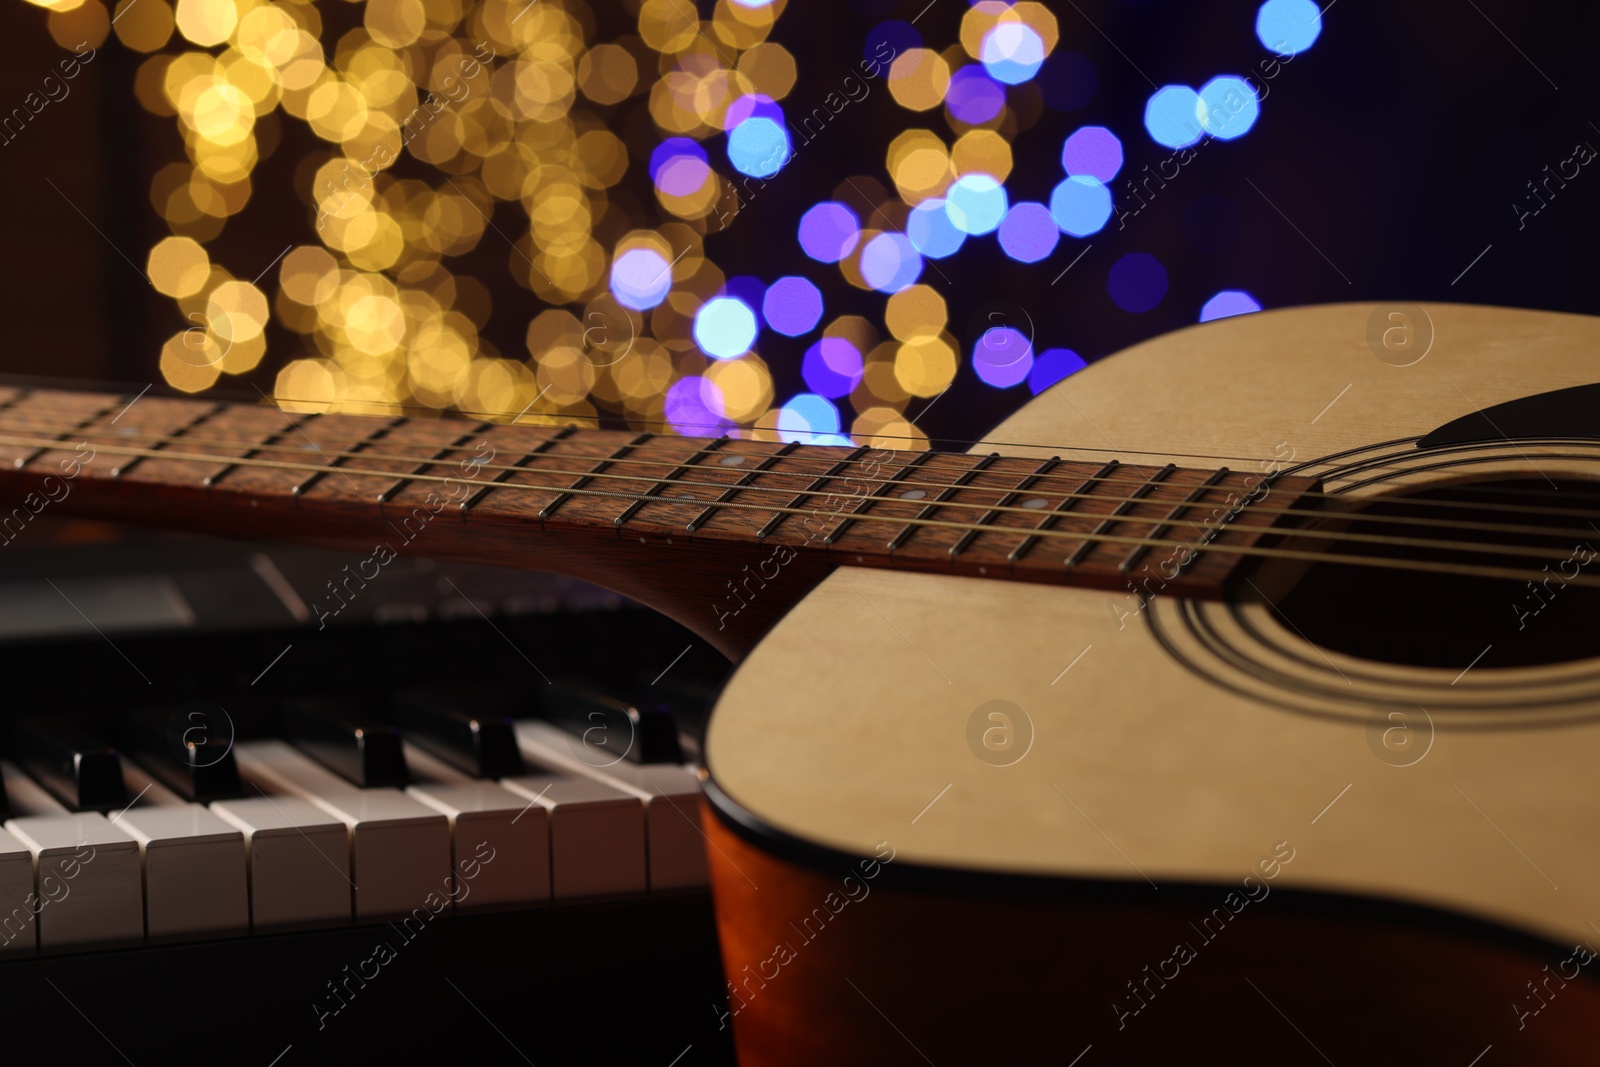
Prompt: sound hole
<box><xmin>1272</xmin><ymin>479</ymin><xmax>1600</xmax><ymax>670</ymax></box>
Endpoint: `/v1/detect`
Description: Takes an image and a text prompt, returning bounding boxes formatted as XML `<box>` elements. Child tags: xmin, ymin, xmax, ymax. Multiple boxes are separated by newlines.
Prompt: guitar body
<box><xmin>703</xmin><ymin>303</ymin><xmax>1600</xmax><ymax>1063</ymax></box>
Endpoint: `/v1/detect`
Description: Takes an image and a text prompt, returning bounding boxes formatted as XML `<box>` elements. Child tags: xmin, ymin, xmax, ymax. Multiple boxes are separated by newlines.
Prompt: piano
<box><xmin>0</xmin><ymin>526</ymin><xmax>735</xmax><ymax>1066</ymax></box>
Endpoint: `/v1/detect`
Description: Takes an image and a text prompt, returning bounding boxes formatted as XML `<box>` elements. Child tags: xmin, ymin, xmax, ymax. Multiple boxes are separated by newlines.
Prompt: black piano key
<box><xmin>388</xmin><ymin>686</ymin><xmax>525</xmax><ymax>779</ymax></box>
<box><xmin>646</xmin><ymin>677</ymin><xmax>720</xmax><ymax>766</ymax></box>
<box><xmin>120</xmin><ymin>703</ymin><xmax>244</xmax><ymax>803</ymax></box>
<box><xmin>279</xmin><ymin>697</ymin><xmax>408</xmax><ymax>788</ymax></box>
<box><xmin>538</xmin><ymin>681</ymin><xmax>683</xmax><ymax>765</ymax></box>
<box><xmin>9</xmin><ymin>716</ymin><xmax>128</xmax><ymax>812</ymax></box>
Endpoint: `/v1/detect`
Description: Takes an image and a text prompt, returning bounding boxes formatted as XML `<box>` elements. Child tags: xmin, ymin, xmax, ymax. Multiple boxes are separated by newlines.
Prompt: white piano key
<box><xmin>210</xmin><ymin>796</ymin><xmax>351</xmax><ymax>933</ymax></box>
<box><xmin>3</xmin><ymin>812</ymin><xmax>142</xmax><ymax>954</ymax></box>
<box><xmin>403</xmin><ymin>745</ymin><xmax>550</xmax><ymax>910</ymax></box>
<box><xmin>499</xmin><ymin>773</ymin><xmax>646</xmax><ymax>900</ymax></box>
<box><xmin>515</xmin><ymin>720</ymin><xmax>710</xmax><ymax>890</ymax></box>
<box><xmin>235</xmin><ymin>740</ymin><xmax>450</xmax><ymax>922</ymax></box>
<box><xmin>0</xmin><ymin>827</ymin><xmax>36</xmax><ymax>956</ymax></box>
<box><xmin>114</xmin><ymin>807</ymin><xmax>248</xmax><ymax>944</ymax></box>
<box><xmin>113</xmin><ymin>762</ymin><xmax>248</xmax><ymax>942</ymax></box>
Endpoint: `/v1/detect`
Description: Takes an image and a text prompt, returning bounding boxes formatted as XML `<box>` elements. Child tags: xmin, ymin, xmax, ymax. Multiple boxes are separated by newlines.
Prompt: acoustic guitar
<box><xmin>2</xmin><ymin>301</ymin><xmax>1596</xmax><ymax>1063</ymax></box>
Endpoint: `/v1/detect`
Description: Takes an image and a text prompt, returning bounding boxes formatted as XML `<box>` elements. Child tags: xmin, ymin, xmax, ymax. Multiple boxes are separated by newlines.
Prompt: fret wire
<box><xmin>13</xmin><ymin>396</ymin><xmax>124</xmax><ymax>470</ymax></box>
<box><xmin>1169</xmin><ymin>469</ymin><xmax>1289</xmax><ymax>582</ymax></box>
<box><xmin>685</xmin><ymin>442</ymin><xmax>800</xmax><ymax>533</ymax></box>
<box><xmin>950</xmin><ymin>455</ymin><xmax>1061</xmax><ymax>559</ymax></box>
<box><xmin>823</xmin><ymin>449</ymin><xmax>938</xmax><ymax>546</ymax></box>
<box><xmin>886</xmin><ymin>452</ymin><xmax>1000</xmax><ymax>552</ymax></box>
<box><xmin>29</xmin><ymin>412</ymin><xmax>1590</xmax><ymax>540</ymax></box>
<box><xmin>291</xmin><ymin>415</ymin><xmax>406</xmax><ymax>496</ymax></box>
<box><xmin>756</xmin><ymin>445</ymin><xmax>870</xmax><ymax>541</ymax></box>
<box><xmin>204</xmin><ymin>411</ymin><xmax>320</xmax><ymax>489</ymax></box>
<box><xmin>375</xmin><ymin>422</ymin><xmax>492</xmax><ymax>506</ymax></box>
<box><xmin>539</xmin><ymin>431</ymin><xmax>652</xmax><ymax>521</ymax></box>
<box><xmin>612</xmin><ymin>436</ymin><xmax>730</xmax><ymax>528</ymax></box>
<box><xmin>2</xmin><ymin>429</ymin><xmax>1596</xmax><ymax>578</ymax></box>
<box><xmin>1009</xmin><ymin>460</ymin><xmax>1120</xmax><ymax>564</ymax></box>
<box><xmin>459</xmin><ymin>426</ymin><xmax>576</xmax><ymax>515</ymax></box>
<box><xmin>1064</xmin><ymin>464</ymin><xmax>1177</xmax><ymax>568</ymax></box>
<box><xmin>109</xmin><ymin>402</ymin><xmax>229</xmax><ymax>480</ymax></box>
<box><xmin>1119</xmin><ymin>467</ymin><xmax>1230</xmax><ymax>573</ymax></box>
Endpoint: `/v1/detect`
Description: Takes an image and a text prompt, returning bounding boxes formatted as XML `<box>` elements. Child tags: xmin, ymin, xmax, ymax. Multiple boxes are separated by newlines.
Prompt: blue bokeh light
<box><xmin>972</xmin><ymin>326</ymin><xmax>1035</xmax><ymax>388</ymax></box>
<box><xmin>945</xmin><ymin>174</ymin><xmax>1008</xmax><ymax>235</ymax></box>
<box><xmin>946</xmin><ymin>65</ymin><xmax>1007</xmax><ymax>124</ymax></box>
<box><xmin>798</xmin><ymin>202</ymin><xmax>861</xmax><ymax>263</ymax></box>
<box><xmin>724</xmin><ymin>94</ymin><xmax>783</xmax><ymax>129</ymax></box>
<box><xmin>860</xmin><ymin>233</ymin><xmax>924</xmax><ymax>293</ymax></box>
<box><xmin>865</xmin><ymin>20</ymin><xmax>920</xmax><ymax>63</ymax></box>
<box><xmin>980</xmin><ymin>23</ymin><xmax>1046</xmax><ymax>85</ymax></box>
<box><xmin>1049</xmin><ymin>175</ymin><xmax>1113</xmax><ymax>237</ymax></box>
<box><xmin>802</xmin><ymin>337</ymin><xmax>864</xmax><ymax>397</ymax></box>
<box><xmin>1200</xmin><ymin>290</ymin><xmax>1263</xmax><ymax>322</ymax></box>
<box><xmin>777</xmin><ymin>393</ymin><xmax>844</xmax><ymax>444</ymax></box>
<box><xmin>727</xmin><ymin>116</ymin><xmax>791</xmax><ymax>179</ymax></box>
<box><xmin>906</xmin><ymin>199</ymin><xmax>967</xmax><ymax>258</ymax></box>
<box><xmin>1144</xmin><ymin>85</ymin><xmax>1204</xmax><ymax>149</ymax></box>
<box><xmin>997</xmin><ymin>202</ymin><xmax>1060</xmax><ymax>263</ymax></box>
<box><xmin>1061</xmin><ymin>125</ymin><xmax>1123</xmax><ymax>183</ymax></box>
<box><xmin>693</xmin><ymin>297</ymin><xmax>760</xmax><ymax>359</ymax></box>
<box><xmin>664</xmin><ymin>376</ymin><xmax>728</xmax><ymax>435</ymax></box>
<box><xmin>1256</xmin><ymin>0</ymin><xmax>1322</xmax><ymax>56</ymax></box>
<box><xmin>763</xmin><ymin>277</ymin><xmax>824</xmax><ymax>336</ymax></box>
<box><xmin>609</xmin><ymin>248</ymin><xmax>673</xmax><ymax>311</ymax></box>
<box><xmin>1108</xmin><ymin>253</ymin><xmax>1168</xmax><ymax>313</ymax></box>
<box><xmin>1197</xmin><ymin>76</ymin><xmax>1260</xmax><ymax>140</ymax></box>
<box><xmin>1029</xmin><ymin>348</ymin><xmax>1088</xmax><ymax>394</ymax></box>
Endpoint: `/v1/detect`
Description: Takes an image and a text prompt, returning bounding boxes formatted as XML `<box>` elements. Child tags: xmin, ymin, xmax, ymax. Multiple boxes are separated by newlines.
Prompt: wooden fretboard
<box><xmin>0</xmin><ymin>386</ymin><xmax>1319</xmax><ymax>655</ymax></box>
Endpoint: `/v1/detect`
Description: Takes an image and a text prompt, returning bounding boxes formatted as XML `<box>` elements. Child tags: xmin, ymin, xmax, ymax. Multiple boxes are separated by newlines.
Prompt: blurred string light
<box><xmin>1200</xmin><ymin>289</ymin><xmax>1263</xmax><ymax>321</ymax></box>
<box><xmin>1256</xmin><ymin>0</ymin><xmax>1322</xmax><ymax>56</ymax></box>
<box><xmin>53</xmin><ymin>0</ymin><xmax>1289</xmax><ymax>444</ymax></box>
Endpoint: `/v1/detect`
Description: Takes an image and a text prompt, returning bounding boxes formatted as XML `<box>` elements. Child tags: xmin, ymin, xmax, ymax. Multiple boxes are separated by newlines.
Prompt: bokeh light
<box><xmin>1049</xmin><ymin>176</ymin><xmax>1113</xmax><ymax>237</ymax></box>
<box><xmin>1256</xmin><ymin>0</ymin><xmax>1322</xmax><ymax>56</ymax></box>
<box><xmin>945</xmin><ymin>174</ymin><xmax>1008</xmax><ymax>235</ymax></box>
<box><xmin>665</xmin><ymin>375</ymin><xmax>728</xmax><ymax>435</ymax></box>
<box><xmin>728</xmin><ymin>116</ymin><xmax>791</xmax><ymax>179</ymax></box>
<box><xmin>1029</xmin><ymin>348</ymin><xmax>1088</xmax><ymax>394</ymax></box>
<box><xmin>906</xmin><ymin>199</ymin><xmax>967</xmax><ymax>258</ymax></box>
<box><xmin>802</xmin><ymin>337</ymin><xmax>864</xmax><ymax>397</ymax></box>
<box><xmin>799</xmin><ymin>202</ymin><xmax>861</xmax><ymax>263</ymax></box>
<box><xmin>946</xmin><ymin>66</ymin><xmax>1006</xmax><ymax>124</ymax></box>
<box><xmin>1197</xmin><ymin>76</ymin><xmax>1261</xmax><ymax>140</ymax></box>
<box><xmin>693</xmin><ymin>297</ymin><xmax>759</xmax><ymax>359</ymax></box>
<box><xmin>763</xmin><ymin>276</ymin><xmax>824</xmax><ymax>336</ymax></box>
<box><xmin>972</xmin><ymin>326</ymin><xmax>1034</xmax><ymax>388</ymax></box>
<box><xmin>1108</xmin><ymin>253</ymin><xmax>1169</xmax><ymax>313</ymax></box>
<box><xmin>981</xmin><ymin>23</ymin><xmax>1046</xmax><ymax>85</ymax></box>
<box><xmin>777</xmin><ymin>393</ymin><xmax>844</xmax><ymax>444</ymax></box>
<box><xmin>1144</xmin><ymin>85</ymin><xmax>1205</xmax><ymax>148</ymax></box>
<box><xmin>1200</xmin><ymin>290</ymin><xmax>1264</xmax><ymax>322</ymax></box>
<box><xmin>860</xmin><ymin>233</ymin><xmax>924</xmax><ymax>293</ymax></box>
<box><xmin>610</xmin><ymin>248</ymin><xmax>673</xmax><ymax>311</ymax></box>
<box><xmin>997</xmin><ymin>202</ymin><xmax>1059</xmax><ymax>263</ymax></box>
<box><xmin>1061</xmin><ymin>126</ymin><xmax>1123</xmax><ymax>183</ymax></box>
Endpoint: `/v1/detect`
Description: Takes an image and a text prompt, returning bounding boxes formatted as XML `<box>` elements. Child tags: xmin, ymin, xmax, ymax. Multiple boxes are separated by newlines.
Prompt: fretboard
<box><xmin>0</xmin><ymin>386</ymin><xmax>1319</xmax><ymax>654</ymax></box>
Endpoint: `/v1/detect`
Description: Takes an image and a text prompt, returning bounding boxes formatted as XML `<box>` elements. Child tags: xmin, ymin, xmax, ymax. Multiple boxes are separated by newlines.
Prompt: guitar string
<box><xmin>20</xmin><ymin>386</ymin><xmax>1600</xmax><ymax>510</ymax></box>
<box><xmin>8</xmin><ymin>413</ymin><xmax>1600</xmax><ymax>542</ymax></box>
<box><xmin>1</xmin><ymin>429</ymin><xmax>1597</xmax><ymax>584</ymax></box>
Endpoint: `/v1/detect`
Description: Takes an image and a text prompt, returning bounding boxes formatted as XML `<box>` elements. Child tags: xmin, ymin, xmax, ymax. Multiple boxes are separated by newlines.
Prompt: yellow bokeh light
<box><xmin>174</xmin><ymin>0</ymin><xmax>236</xmax><ymax>48</ymax></box>
<box><xmin>885</xmin><ymin>285</ymin><xmax>948</xmax><ymax>341</ymax></box>
<box><xmin>888</xmin><ymin>49</ymin><xmax>950</xmax><ymax>112</ymax></box>
<box><xmin>147</xmin><ymin>236</ymin><xmax>211</xmax><ymax>298</ymax></box>
<box><xmin>894</xmin><ymin>335</ymin><xmax>957</xmax><ymax>397</ymax></box>
<box><xmin>113</xmin><ymin>0</ymin><xmax>174</xmax><ymax>52</ymax></box>
<box><xmin>952</xmin><ymin>129</ymin><xmax>1013</xmax><ymax>182</ymax></box>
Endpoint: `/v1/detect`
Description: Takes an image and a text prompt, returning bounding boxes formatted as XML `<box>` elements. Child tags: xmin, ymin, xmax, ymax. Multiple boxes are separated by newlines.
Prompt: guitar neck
<box><xmin>0</xmin><ymin>385</ymin><xmax>1310</xmax><ymax>655</ymax></box>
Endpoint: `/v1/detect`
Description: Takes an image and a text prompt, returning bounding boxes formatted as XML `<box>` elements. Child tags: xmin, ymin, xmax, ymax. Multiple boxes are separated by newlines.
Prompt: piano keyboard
<box><xmin>0</xmin><ymin>699</ymin><xmax>711</xmax><ymax>957</ymax></box>
<box><xmin>0</xmin><ymin>535</ymin><xmax>733</xmax><ymax>1066</ymax></box>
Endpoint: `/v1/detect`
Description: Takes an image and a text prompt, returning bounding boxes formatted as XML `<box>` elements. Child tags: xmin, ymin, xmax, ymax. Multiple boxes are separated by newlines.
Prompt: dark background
<box><xmin>2</xmin><ymin>0</ymin><xmax>1596</xmax><ymax>445</ymax></box>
